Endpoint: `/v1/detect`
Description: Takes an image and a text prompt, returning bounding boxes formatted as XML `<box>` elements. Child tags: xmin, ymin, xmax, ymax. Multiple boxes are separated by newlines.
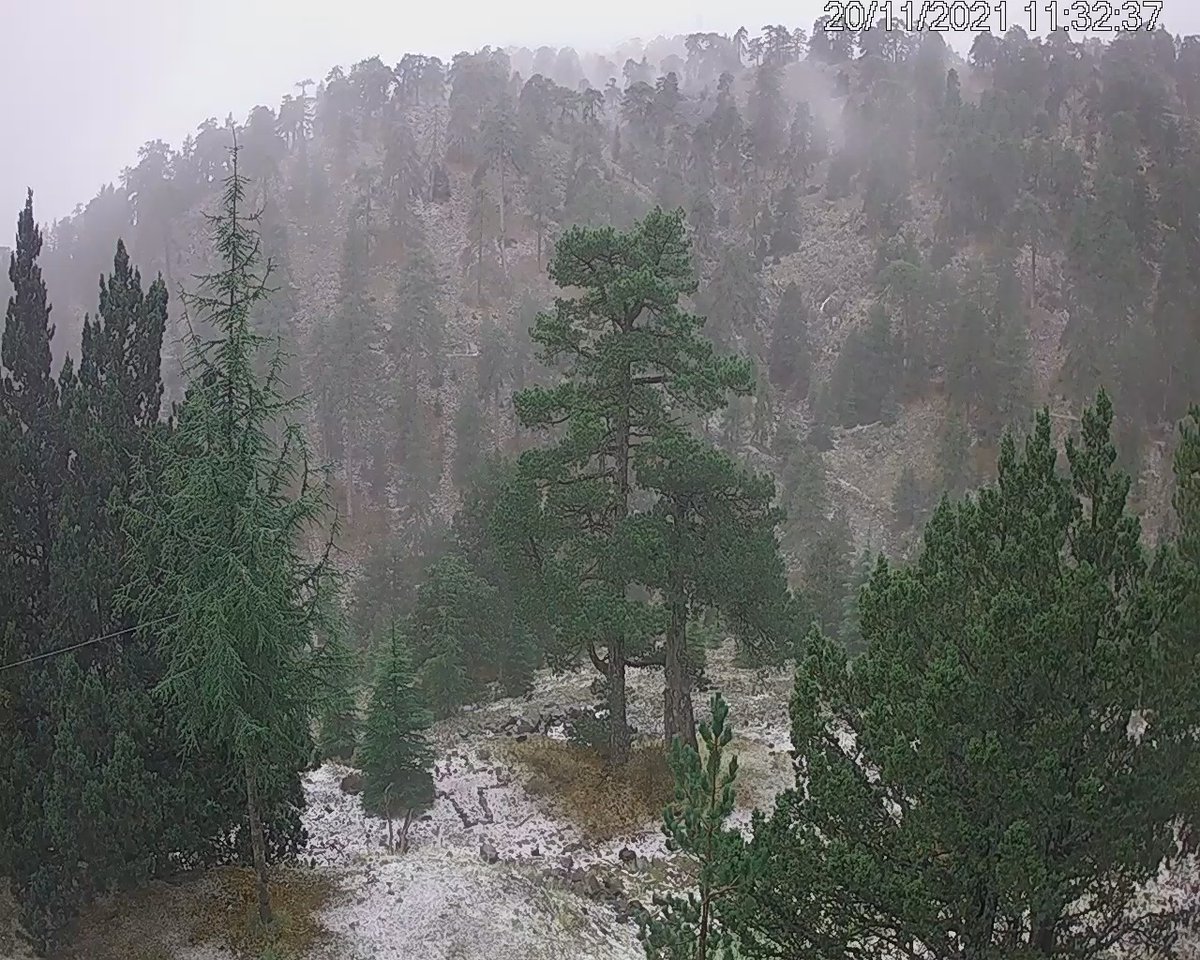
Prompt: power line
<box><xmin>0</xmin><ymin>612</ymin><xmax>181</xmax><ymax>673</ymax></box>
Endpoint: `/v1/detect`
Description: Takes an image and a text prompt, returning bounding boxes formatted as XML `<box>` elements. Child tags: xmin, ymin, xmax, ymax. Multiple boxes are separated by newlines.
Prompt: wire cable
<box><xmin>0</xmin><ymin>612</ymin><xmax>181</xmax><ymax>673</ymax></box>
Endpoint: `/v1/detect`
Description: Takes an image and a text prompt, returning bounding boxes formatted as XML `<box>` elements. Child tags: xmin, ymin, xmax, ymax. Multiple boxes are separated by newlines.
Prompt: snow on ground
<box><xmin>179</xmin><ymin>639</ymin><xmax>1195</xmax><ymax>960</ymax></box>
<box><xmin>289</xmin><ymin>642</ymin><xmax>794</xmax><ymax>960</ymax></box>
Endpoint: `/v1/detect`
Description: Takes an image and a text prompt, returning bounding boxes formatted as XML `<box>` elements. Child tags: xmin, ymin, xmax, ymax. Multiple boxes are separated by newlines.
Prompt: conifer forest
<box><xmin>4</xmin><ymin>10</ymin><xmax>1200</xmax><ymax>960</ymax></box>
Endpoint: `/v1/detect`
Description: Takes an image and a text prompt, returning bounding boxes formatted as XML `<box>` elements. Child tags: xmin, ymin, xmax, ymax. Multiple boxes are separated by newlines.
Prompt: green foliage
<box><xmin>640</xmin><ymin>693</ymin><xmax>753</xmax><ymax>960</ymax></box>
<box><xmin>2</xmin><ymin>192</ymin><xmax>302</xmax><ymax>951</ymax></box>
<box><xmin>124</xmin><ymin>146</ymin><xmax>338</xmax><ymax>767</ymax></box>
<box><xmin>510</xmin><ymin>206</ymin><xmax>752</xmax><ymax>761</ymax></box>
<box><xmin>121</xmin><ymin>146</ymin><xmax>342</xmax><ymax>924</ymax></box>
<box><xmin>801</xmin><ymin>509</ymin><xmax>853</xmax><ymax>643</ymax></box>
<box><xmin>315</xmin><ymin>630</ymin><xmax>359</xmax><ymax>765</ymax></box>
<box><xmin>359</xmin><ymin>627</ymin><xmax>435</xmax><ymax>816</ymax></box>
<box><xmin>729</xmin><ymin>393</ymin><xmax>1200</xmax><ymax>959</ymax></box>
<box><xmin>631</xmin><ymin>432</ymin><xmax>791</xmax><ymax>670</ymax></box>
<box><xmin>836</xmin><ymin>550</ymin><xmax>873</xmax><ymax>656</ymax></box>
<box><xmin>823</xmin><ymin>302</ymin><xmax>898</xmax><ymax>428</ymax></box>
<box><xmin>766</xmin><ymin>282</ymin><xmax>811</xmax><ymax>400</ymax></box>
<box><xmin>405</xmin><ymin>553</ymin><xmax>501</xmax><ymax>716</ymax></box>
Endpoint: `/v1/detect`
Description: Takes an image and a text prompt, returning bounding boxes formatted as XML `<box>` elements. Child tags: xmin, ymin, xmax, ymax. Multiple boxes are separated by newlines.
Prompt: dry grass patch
<box><xmin>54</xmin><ymin>866</ymin><xmax>337</xmax><ymax>960</ymax></box>
<box><xmin>196</xmin><ymin>866</ymin><xmax>336</xmax><ymax>959</ymax></box>
<box><xmin>505</xmin><ymin>737</ymin><xmax>675</xmax><ymax>839</ymax></box>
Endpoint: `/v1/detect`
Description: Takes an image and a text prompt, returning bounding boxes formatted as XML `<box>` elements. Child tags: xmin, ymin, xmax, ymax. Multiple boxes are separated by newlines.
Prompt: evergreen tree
<box><xmin>801</xmin><ymin>508</ymin><xmax>853</xmax><ymax>642</ymax></box>
<box><xmin>0</xmin><ymin>191</ymin><xmax>61</xmax><ymax>663</ymax></box>
<box><xmin>777</xmin><ymin>434</ymin><xmax>830</xmax><ymax>559</ymax></box>
<box><xmin>639</xmin><ymin>692</ymin><xmax>754</xmax><ymax>960</ymax></box>
<box><xmin>0</xmin><ymin>193</ymin><xmax>70</xmax><ymax>949</ymax></box>
<box><xmin>766</xmin><ymin>282</ymin><xmax>811</xmax><ymax>399</ymax></box>
<box><xmin>122</xmin><ymin>145</ymin><xmax>341</xmax><ymax>925</ymax></box>
<box><xmin>406</xmin><ymin>553</ymin><xmax>499</xmax><ymax>716</ymax></box>
<box><xmin>824</xmin><ymin>303</ymin><xmax>898</xmax><ymax>427</ymax></box>
<box><xmin>938</xmin><ymin>403</ymin><xmax>973</xmax><ymax>497</ymax></box>
<box><xmin>727</xmin><ymin>394</ymin><xmax>1200</xmax><ymax>960</ymax></box>
<box><xmin>511</xmin><ymin>207</ymin><xmax>752</xmax><ymax>763</ymax></box>
<box><xmin>628</xmin><ymin>433</ymin><xmax>789</xmax><ymax>748</ymax></box>
<box><xmin>837</xmin><ymin>549</ymin><xmax>873</xmax><ymax>655</ymax></box>
<box><xmin>359</xmin><ymin>625</ymin><xmax>435</xmax><ymax>845</ymax></box>
<box><xmin>389</xmin><ymin>227</ymin><xmax>447</xmax><ymax>391</ymax></box>
<box><xmin>314</xmin><ymin>615</ymin><xmax>359</xmax><ymax>764</ymax></box>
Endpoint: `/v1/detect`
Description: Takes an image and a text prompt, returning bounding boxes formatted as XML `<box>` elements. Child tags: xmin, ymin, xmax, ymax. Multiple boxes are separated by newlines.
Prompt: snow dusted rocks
<box><xmin>300</xmin><ymin>760</ymin><xmax>645</xmax><ymax>960</ymax></box>
<box><xmin>281</xmin><ymin>642</ymin><xmax>797</xmax><ymax>960</ymax></box>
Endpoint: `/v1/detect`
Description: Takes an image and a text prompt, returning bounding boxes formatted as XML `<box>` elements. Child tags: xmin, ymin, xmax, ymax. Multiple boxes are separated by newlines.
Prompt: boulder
<box><xmin>584</xmin><ymin>873</ymin><xmax>606</xmax><ymax>897</ymax></box>
<box><xmin>339</xmin><ymin>772</ymin><xmax>364</xmax><ymax>795</ymax></box>
<box><xmin>617</xmin><ymin>846</ymin><xmax>637</xmax><ymax>863</ymax></box>
<box><xmin>480</xmin><ymin>841</ymin><xmax>499</xmax><ymax>864</ymax></box>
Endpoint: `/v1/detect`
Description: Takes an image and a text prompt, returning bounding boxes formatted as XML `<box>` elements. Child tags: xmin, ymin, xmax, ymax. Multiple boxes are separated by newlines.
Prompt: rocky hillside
<box><xmin>19</xmin><ymin>25</ymin><xmax>1200</xmax><ymax>576</ymax></box>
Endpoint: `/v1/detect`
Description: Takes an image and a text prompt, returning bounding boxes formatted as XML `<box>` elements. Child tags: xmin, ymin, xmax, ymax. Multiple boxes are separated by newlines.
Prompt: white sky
<box><xmin>3</xmin><ymin>1</ymin><xmax>1200</xmax><ymax>225</ymax></box>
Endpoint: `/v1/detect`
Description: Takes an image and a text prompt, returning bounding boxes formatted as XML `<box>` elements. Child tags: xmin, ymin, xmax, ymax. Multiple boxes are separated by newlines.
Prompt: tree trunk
<box><xmin>399</xmin><ymin>808</ymin><xmax>415</xmax><ymax>854</ymax></box>
<box><xmin>696</xmin><ymin>892</ymin><xmax>711</xmax><ymax>960</ymax></box>
<box><xmin>243</xmin><ymin>756</ymin><xmax>273</xmax><ymax>926</ymax></box>
<box><xmin>1030</xmin><ymin>911</ymin><xmax>1057</xmax><ymax>956</ymax></box>
<box><xmin>608</xmin><ymin>350</ymin><xmax>633</xmax><ymax>766</ymax></box>
<box><xmin>608</xmin><ymin>636</ymin><xmax>630</xmax><ymax>763</ymax></box>
<box><xmin>497</xmin><ymin>161</ymin><xmax>507</xmax><ymax>278</ymax></box>
<box><xmin>663</xmin><ymin>543</ymin><xmax>697</xmax><ymax>751</ymax></box>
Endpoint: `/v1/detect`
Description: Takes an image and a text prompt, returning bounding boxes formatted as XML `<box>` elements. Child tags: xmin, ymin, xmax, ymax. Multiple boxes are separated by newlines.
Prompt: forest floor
<box><xmin>34</xmin><ymin>641</ymin><xmax>1200</xmax><ymax>960</ymax></box>
<box><xmin>46</xmin><ymin>643</ymin><xmax>792</xmax><ymax>960</ymax></box>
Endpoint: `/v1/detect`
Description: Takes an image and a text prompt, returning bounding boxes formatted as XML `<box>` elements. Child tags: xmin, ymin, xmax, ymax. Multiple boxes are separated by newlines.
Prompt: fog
<box><xmin>8</xmin><ymin>1</ymin><xmax>1200</xmax><ymax>226</ymax></box>
<box><xmin>0</xmin><ymin>0</ymin><xmax>811</xmax><ymax>223</ymax></box>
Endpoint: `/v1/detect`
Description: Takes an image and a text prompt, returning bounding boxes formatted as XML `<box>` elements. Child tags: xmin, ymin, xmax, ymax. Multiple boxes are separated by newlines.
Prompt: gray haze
<box><xmin>5</xmin><ymin>1</ymin><xmax>1200</xmax><ymax>226</ymax></box>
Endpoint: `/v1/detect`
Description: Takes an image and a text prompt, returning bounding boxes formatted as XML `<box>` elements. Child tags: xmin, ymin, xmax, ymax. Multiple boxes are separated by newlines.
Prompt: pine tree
<box><xmin>121</xmin><ymin>143</ymin><xmax>341</xmax><ymax>926</ymax></box>
<box><xmin>314</xmin><ymin>209</ymin><xmax>383</xmax><ymax>521</ymax></box>
<box><xmin>511</xmin><ymin>207</ymin><xmax>752</xmax><ymax>763</ymax></box>
<box><xmin>640</xmin><ymin>692</ymin><xmax>753</xmax><ymax>960</ymax></box>
<box><xmin>406</xmin><ymin>553</ymin><xmax>498</xmax><ymax>716</ymax></box>
<box><xmin>938</xmin><ymin>403</ymin><xmax>973</xmax><ymax>497</ymax></box>
<box><xmin>389</xmin><ymin>226</ymin><xmax>447</xmax><ymax>391</ymax></box>
<box><xmin>629</xmin><ymin>433</ymin><xmax>789</xmax><ymax>748</ymax></box>
<box><xmin>0</xmin><ymin>190</ymin><xmax>62</xmax><ymax>659</ymax></box>
<box><xmin>766</xmin><ymin>282</ymin><xmax>811</xmax><ymax>399</ymax></box>
<box><xmin>728</xmin><ymin>394</ymin><xmax>1200</xmax><ymax>959</ymax></box>
<box><xmin>802</xmin><ymin>509</ymin><xmax>853</xmax><ymax>642</ymax></box>
<box><xmin>0</xmin><ymin>192</ymin><xmax>72</xmax><ymax>950</ymax></box>
<box><xmin>359</xmin><ymin>625</ymin><xmax>435</xmax><ymax>850</ymax></box>
<box><xmin>837</xmin><ymin>549</ymin><xmax>873</xmax><ymax>656</ymax></box>
<box><xmin>315</xmin><ymin>621</ymin><xmax>359</xmax><ymax>764</ymax></box>
<box><xmin>824</xmin><ymin>302</ymin><xmax>898</xmax><ymax>427</ymax></box>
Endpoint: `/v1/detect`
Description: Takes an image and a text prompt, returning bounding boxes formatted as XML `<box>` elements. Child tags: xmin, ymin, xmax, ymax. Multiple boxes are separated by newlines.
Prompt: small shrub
<box><xmin>505</xmin><ymin>737</ymin><xmax>673</xmax><ymax>839</ymax></box>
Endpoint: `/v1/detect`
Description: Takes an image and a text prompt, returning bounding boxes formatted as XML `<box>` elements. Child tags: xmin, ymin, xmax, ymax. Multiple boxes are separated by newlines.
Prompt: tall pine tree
<box><xmin>122</xmin><ymin>144</ymin><xmax>342</xmax><ymax>925</ymax></box>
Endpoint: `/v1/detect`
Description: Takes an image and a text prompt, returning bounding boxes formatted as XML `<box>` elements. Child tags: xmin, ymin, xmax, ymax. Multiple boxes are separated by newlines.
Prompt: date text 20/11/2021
<box><xmin>820</xmin><ymin>1</ymin><xmax>1164</xmax><ymax>34</ymax></box>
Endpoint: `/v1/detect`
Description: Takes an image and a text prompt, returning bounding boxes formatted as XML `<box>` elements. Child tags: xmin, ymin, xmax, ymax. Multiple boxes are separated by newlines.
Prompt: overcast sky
<box><xmin>4</xmin><ymin>1</ymin><xmax>1200</xmax><ymax>226</ymax></box>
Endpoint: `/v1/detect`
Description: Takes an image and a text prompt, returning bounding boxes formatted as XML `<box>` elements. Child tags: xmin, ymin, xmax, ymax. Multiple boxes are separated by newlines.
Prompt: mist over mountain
<box><xmin>2</xmin><ymin>15</ymin><xmax>1199</xmax><ymax>960</ymax></box>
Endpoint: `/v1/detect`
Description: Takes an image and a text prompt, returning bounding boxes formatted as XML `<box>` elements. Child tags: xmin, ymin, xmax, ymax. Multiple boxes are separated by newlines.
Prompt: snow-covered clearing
<box><xmin>285</xmin><ymin>643</ymin><xmax>795</xmax><ymax>960</ymax></box>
